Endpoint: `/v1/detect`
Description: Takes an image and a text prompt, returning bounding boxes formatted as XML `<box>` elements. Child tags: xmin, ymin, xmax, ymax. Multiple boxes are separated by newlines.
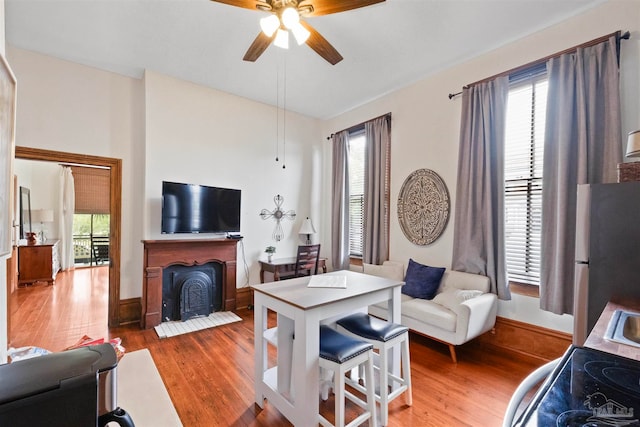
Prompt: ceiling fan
<box><xmin>211</xmin><ymin>0</ymin><xmax>385</xmax><ymax>65</ymax></box>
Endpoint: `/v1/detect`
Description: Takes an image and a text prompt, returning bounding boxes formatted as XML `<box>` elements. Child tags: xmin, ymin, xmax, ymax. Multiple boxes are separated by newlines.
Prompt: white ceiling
<box><xmin>5</xmin><ymin>0</ymin><xmax>605</xmax><ymax>119</ymax></box>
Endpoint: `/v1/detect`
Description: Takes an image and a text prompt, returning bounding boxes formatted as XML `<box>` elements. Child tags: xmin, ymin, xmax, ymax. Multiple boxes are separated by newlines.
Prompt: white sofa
<box><xmin>364</xmin><ymin>261</ymin><xmax>498</xmax><ymax>363</ymax></box>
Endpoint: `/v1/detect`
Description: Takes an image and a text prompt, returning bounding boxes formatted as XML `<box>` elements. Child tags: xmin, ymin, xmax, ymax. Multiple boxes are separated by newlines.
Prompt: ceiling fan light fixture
<box><xmin>274</xmin><ymin>28</ymin><xmax>289</xmax><ymax>49</ymax></box>
<box><xmin>281</xmin><ymin>7</ymin><xmax>300</xmax><ymax>29</ymax></box>
<box><xmin>260</xmin><ymin>14</ymin><xmax>280</xmax><ymax>37</ymax></box>
<box><xmin>291</xmin><ymin>22</ymin><xmax>310</xmax><ymax>45</ymax></box>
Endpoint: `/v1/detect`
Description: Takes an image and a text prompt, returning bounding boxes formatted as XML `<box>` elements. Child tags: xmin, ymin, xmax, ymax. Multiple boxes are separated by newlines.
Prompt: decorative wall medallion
<box><xmin>260</xmin><ymin>194</ymin><xmax>296</xmax><ymax>242</ymax></box>
<box><xmin>397</xmin><ymin>169</ymin><xmax>450</xmax><ymax>245</ymax></box>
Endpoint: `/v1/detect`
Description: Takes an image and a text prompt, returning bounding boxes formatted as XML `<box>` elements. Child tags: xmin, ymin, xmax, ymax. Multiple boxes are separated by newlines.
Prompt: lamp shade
<box><xmin>274</xmin><ymin>28</ymin><xmax>289</xmax><ymax>49</ymax></box>
<box><xmin>31</xmin><ymin>209</ymin><xmax>54</xmax><ymax>223</ymax></box>
<box><xmin>281</xmin><ymin>7</ymin><xmax>299</xmax><ymax>29</ymax></box>
<box><xmin>626</xmin><ymin>130</ymin><xmax>640</xmax><ymax>158</ymax></box>
<box><xmin>299</xmin><ymin>217</ymin><xmax>316</xmax><ymax>235</ymax></box>
<box><xmin>260</xmin><ymin>15</ymin><xmax>279</xmax><ymax>37</ymax></box>
<box><xmin>291</xmin><ymin>22</ymin><xmax>310</xmax><ymax>45</ymax></box>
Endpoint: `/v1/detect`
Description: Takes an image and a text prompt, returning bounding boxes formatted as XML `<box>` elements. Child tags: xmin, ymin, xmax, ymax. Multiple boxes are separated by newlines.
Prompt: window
<box><xmin>348</xmin><ymin>130</ymin><xmax>365</xmax><ymax>257</ymax></box>
<box><xmin>70</xmin><ymin>165</ymin><xmax>111</xmax><ymax>266</ymax></box>
<box><xmin>72</xmin><ymin>213</ymin><xmax>110</xmax><ymax>266</ymax></box>
<box><xmin>504</xmin><ymin>74</ymin><xmax>548</xmax><ymax>286</ymax></box>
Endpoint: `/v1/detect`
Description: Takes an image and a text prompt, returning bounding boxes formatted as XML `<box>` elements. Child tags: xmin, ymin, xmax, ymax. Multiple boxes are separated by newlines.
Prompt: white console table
<box><xmin>252</xmin><ymin>270</ymin><xmax>403</xmax><ymax>427</ymax></box>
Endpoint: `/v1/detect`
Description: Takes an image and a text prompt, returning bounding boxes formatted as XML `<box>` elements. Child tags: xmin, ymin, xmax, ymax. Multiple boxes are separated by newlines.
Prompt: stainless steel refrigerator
<box><xmin>573</xmin><ymin>181</ymin><xmax>640</xmax><ymax>345</ymax></box>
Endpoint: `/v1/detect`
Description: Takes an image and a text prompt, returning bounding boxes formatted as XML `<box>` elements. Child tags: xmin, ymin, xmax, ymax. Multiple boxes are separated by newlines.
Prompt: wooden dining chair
<box><xmin>278</xmin><ymin>244</ymin><xmax>321</xmax><ymax>280</ymax></box>
<box><xmin>293</xmin><ymin>244</ymin><xmax>321</xmax><ymax>277</ymax></box>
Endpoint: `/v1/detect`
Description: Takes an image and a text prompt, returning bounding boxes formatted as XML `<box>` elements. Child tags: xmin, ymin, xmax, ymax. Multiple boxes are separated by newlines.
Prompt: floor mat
<box><xmin>153</xmin><ymin>311</ymin><xmax>242</xmax><ymax>339</ymax></box>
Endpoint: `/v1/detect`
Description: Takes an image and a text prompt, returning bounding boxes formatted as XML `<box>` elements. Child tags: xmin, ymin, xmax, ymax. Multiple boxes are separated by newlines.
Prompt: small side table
<box><xmin>258</xmin><ymin>257</ymin><xmax>327</xmax><ymax>283</ymax></box>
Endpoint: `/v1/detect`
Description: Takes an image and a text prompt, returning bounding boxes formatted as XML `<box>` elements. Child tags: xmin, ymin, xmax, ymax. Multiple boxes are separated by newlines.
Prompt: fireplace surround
<box><xmin>141</xmin><ymin>239</ymin><xmax>238</xmax><ymax>329</ymax></box>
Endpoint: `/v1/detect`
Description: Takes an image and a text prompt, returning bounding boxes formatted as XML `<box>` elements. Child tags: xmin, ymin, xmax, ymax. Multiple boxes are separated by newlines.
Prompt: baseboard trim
<box><xmin>236</xmin><ymin>287</ymin><xmax>253</xmax><ymax>310</ymax></box>
<box><xmin>476</xmin><ymin>316</ymin><xmax>572</xmax><ymax>362</ymax></box>
<box><xmin>119</xmin><ymin>297</ymin><xmax>142</xmax><ymax>325</ymax></box>
<box><xmin>117</xmin><ymin>289</ymin><xmax>252</xmax><ymax>327</ymax></box>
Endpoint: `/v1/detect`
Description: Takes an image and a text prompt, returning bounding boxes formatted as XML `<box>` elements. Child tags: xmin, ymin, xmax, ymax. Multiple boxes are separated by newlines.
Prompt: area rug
<box><xmin>115</xmin><ymin>349</ymin><xmax>183</xmax><ymax>427</ymax></box>
<box><xmin>154</xmin><ymin>311</ymin><xmax>242</xmax><ymax>339</ymax></box>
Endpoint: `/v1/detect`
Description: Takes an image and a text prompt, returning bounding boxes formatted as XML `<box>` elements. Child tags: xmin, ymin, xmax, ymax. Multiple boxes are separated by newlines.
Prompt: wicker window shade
<box><xmin>71</xmin><ymin>166</ymin><xmax>110</xmax><ymax>214</ymax></box>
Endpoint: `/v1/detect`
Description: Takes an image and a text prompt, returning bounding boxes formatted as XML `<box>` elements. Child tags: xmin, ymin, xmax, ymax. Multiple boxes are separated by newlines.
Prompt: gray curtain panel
<box><xmin>363</xmin><ymin>115</ymin><xmax>391</xmax><ymax>265</ymax></box>
<box><xmin>331</xmin><ymin>130</ymin><xmax>351</xmax><ymax>271</ymax></box>
<box><xmin>540</xmin><ymin>36</ymin><xmax>622</xmax><ymax>315</ymax></box>
<box><xmin>452</xmin><ymin>77</ymin><xmax>510</xmax><ymax>300</ymax></box>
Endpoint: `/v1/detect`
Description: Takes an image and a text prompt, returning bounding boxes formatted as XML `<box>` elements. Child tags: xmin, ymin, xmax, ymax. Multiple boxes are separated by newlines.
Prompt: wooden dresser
<box><xmin>18</xmin><ymin>240</ymin><xmax>61</xmax><ymax>286</ymax></box>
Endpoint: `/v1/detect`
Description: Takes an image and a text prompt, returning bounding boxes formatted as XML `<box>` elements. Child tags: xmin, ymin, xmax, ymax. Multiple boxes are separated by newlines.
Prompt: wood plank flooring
<box><xmin>10</xmin><ymin>268</ymin><xmax>545</xmax><ymax>426</ymax></box>
<box><xmin>10</xmin><ymin>266</ymin><xmax>110</xmax><ymax>351</ymax></box>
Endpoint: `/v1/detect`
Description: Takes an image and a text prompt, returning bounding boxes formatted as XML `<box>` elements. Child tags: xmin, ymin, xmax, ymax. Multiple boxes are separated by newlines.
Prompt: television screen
<box><xmin>161</xmin><ymin>181</ymin><xmax>241</xmax><ymax>234</ymax></box>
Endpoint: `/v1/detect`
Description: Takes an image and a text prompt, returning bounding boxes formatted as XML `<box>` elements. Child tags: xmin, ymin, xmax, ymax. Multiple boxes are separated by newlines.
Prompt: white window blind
<box><xmin>504</xmin><ymin>76</ymin><xmax>548</xmax><ymax>286</ymax></box>
<box><xmin>348</xmin><ymin>131</ymin><xmax>365</xmax><ymax>257</ymax></box>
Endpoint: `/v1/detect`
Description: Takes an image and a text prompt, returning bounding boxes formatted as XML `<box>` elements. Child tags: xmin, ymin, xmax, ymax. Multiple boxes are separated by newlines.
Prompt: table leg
<box><xmin>277</xmin><ymin>314</ymin><xmax>294</xmax><ymax>395</ymax></box>
<box><xmin>389</xmin><ymin>287</ymin><xmax>402</xmax><ymax>391</ymax></box>
<box><xmin>254</xmin><ymin>298</ymin><xmax>267</xmax><ymax>408</ymax></box>
<box><xmin>291</xmin><ymin>310</ymin><xmax>320</xmax><ymax>427</ymax></box>
<box><xmin>260</xmin><ymin>267</ymin><xmax>265</xmax><ymax>284</ymax></box>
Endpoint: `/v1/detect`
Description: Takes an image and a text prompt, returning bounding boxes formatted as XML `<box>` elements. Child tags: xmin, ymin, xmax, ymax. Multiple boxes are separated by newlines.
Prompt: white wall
<box><xmin>143</xmin><ymin>70</ymin><xmax>323</xmax><ymax>288</ymax></box>
<box><xmin>14</xmin><ymin>159</ymin><xmax>60</xmax><ymax>240</ymax></box>
<box><xmin>5</xmin><ymin>50</ymin><xmax>323</xmax><ymax>307</ymax></box>
<box><xmin>7</xmin><ymin>47</ymin><xmax>144</xmax><ymax>300</ymax></box>
<box><xmin>322</xmin><ymin>0</ymin><xmax>640</xmax><ymax>333</ymax></box>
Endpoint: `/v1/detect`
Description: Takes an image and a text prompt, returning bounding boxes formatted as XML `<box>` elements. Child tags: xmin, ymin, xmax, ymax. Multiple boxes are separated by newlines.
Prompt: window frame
<box><xmin>504</xmin><ymin>68</ymin><xmax>548</xmax><ymax>295</ymax></box>
<box><xmin>348</xmin><ymin>128</ymin><xmax>365</xmax><ymax>260</ymax></box>
<box><xmin>346</xmin><ymin>125</ymin><xmax>391</xmax><ymax>263</ymax></box>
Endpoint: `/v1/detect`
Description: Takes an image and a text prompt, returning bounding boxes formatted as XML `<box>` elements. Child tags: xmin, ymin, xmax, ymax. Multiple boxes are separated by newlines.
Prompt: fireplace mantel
<box><xmin>141</xmin><ymin>238</ymin><xmax>239</xmax><ymax>329</ymax></box>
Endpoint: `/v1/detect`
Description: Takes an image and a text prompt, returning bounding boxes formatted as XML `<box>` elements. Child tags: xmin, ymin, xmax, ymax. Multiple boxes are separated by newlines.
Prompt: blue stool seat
<box><xmin>336</xmin><ymin>313</ymin><xmax>408</xmax><ymax>342</ymax></box>
<box><xmin>318</xmin><ymin>325</ymin><xmax>378</xmax><ymax>427</ymax></box>
<box><xmin>320</xmin><ymin>325</ymin><xmax>373</xmax><ymax>364</ymax></box>
<box><xmin>336</xmin><ymin>313</ymin><xmax>412</xmax><ymax>426</ymax></box>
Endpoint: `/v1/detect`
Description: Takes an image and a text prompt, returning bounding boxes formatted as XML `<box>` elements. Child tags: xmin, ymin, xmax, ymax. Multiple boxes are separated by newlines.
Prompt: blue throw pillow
<box><xmin>402</xmin><ymin>259</ymin><xmax>446</xmax><ymax>300</ymax></box>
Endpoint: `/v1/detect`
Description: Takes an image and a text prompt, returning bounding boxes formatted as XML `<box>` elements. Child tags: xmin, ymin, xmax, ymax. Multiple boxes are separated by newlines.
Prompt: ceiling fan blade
<box><xmin>210</xmin><ymin>0</ymin><xmax>271</xmax><ymax>12</ymax></box>
<box><xmin>299</xmin><ymin>0</ymin><xmax>385</xmax><ymax>17</ymax></box>
<box><xmin>300</xmin><ymin>21</ymin><xmax>343</xmax><ymax>65</ymax></box>
<box><xmin>243</xmin><ymin>32</ymin><xmax>274</xmax><ymax>62</ymax></box>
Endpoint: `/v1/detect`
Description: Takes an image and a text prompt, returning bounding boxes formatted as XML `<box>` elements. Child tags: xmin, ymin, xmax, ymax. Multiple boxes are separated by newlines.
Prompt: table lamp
<box><xmin>626</xmin><ymin>130</ymin><xmax>640</xmax><ymax>158</ymax></box>
<box><xmin>31</xmin><ymin>209</ymin><xmax>54</xmax><ymax>242</ymax></box>
<box><xmin>299</xmin><ymin>217</ymin><xmax>316</xmax><ymax>245</ymax></box>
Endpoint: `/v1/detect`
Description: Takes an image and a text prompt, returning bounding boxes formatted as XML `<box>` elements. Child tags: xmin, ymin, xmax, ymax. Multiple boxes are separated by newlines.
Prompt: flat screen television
<box><xmin>161</xmin><ymin>181</ymin><xmax>241</xmax><ymax>234</ymax></box>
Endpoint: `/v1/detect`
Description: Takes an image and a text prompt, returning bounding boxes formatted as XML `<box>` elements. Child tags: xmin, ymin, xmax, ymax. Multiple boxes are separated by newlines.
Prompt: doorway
<box><xmin>14</xmin><ymin>146</ymin><xmax>122</xmax><ymax>328</ymax></box>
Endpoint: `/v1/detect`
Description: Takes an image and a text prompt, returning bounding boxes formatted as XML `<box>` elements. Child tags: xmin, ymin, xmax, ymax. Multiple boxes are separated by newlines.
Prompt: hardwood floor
<box><xmin>10</xmin><ymin>266</ymin><xmax>110</xmax><ymax>351</ymax></box>
<box><xmin>10</xmin><ymin>268</ymin><xmax>544</xmax><ymax>426</ymax></box>
<box><xmin>121</xmin><ymin>317</ymin><xmax>550</xmax><ymax>427</ymax></box>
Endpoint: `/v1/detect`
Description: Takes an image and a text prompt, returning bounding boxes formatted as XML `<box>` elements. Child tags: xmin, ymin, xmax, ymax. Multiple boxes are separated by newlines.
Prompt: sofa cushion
<box><xmin>432</xmin><ymin>289</ymin><xmax>483</xmax><ymax>310</ymax></box>
<box><xmin>401</xmin><ymin>259</ymin><xmax>445</xmax><ymax>300</ymax></box>
<box><xmin>401</xmin><ymin>298</ymin><xmax>457</xmax><ymax>332</ymax></box>
<box><xmin>363</xmin><ymin>261</ymin><xmax>404</xmax><ymax>281</ymax></box>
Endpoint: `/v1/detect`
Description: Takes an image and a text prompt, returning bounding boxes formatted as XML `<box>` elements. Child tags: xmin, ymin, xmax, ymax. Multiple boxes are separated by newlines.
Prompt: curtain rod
<box><xmin>59</xmin><ymin>162</ymin><xmax>110</xmax><ymax>170</ymax></box>
<box><xmin>448</xmin><ymin>30</ymin><xmax>630</xmax><ymax>99</ymax></box>
<box><xmin>326</xmin><ymin>112</ymin><xmax>391</xmax><ymax>140</ymax></box>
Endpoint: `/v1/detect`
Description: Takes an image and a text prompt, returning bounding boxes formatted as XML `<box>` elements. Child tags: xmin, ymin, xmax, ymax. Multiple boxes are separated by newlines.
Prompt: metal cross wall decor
<box><xmin>260</xmin><ymin>194</ymin><xmax>296</xmax><ymax>242</ymax></box>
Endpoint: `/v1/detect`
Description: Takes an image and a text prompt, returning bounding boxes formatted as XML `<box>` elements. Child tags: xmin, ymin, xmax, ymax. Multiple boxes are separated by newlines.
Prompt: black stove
<box><xmin>517</xmin><ymin>346</ymin><xmax>640</xmax><ymax>426</ymax></box>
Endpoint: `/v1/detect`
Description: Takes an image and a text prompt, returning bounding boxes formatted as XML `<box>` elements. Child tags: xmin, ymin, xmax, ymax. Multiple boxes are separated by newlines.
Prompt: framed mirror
<box><xmin>19</xmin><ymin>186</ymin><xmax>31</xmax><ymax>240</ymax></box>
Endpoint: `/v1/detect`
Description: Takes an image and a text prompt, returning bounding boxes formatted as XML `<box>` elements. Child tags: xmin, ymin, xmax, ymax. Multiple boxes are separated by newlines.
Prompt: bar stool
<box><xmin>336</xmin><ymin>313</ymin><xmax>412</xmax><ymax>426</ymax></box>
<box><xmin>319</xmin><ymin>325</ymin><xmax>378</xmax><ymax>427</ymax></box>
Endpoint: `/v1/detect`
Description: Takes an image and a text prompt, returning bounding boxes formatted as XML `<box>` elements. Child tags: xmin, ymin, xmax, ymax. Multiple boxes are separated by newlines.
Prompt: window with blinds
<box><xmin>504</xmin><ymin>75</ymin><xmax>548</xmax><ymax>286</ymax></box>
<box><xmin>348</xmin><ymin>131</ymin><xmax>365</xmax><ymax>257</ymax></box>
